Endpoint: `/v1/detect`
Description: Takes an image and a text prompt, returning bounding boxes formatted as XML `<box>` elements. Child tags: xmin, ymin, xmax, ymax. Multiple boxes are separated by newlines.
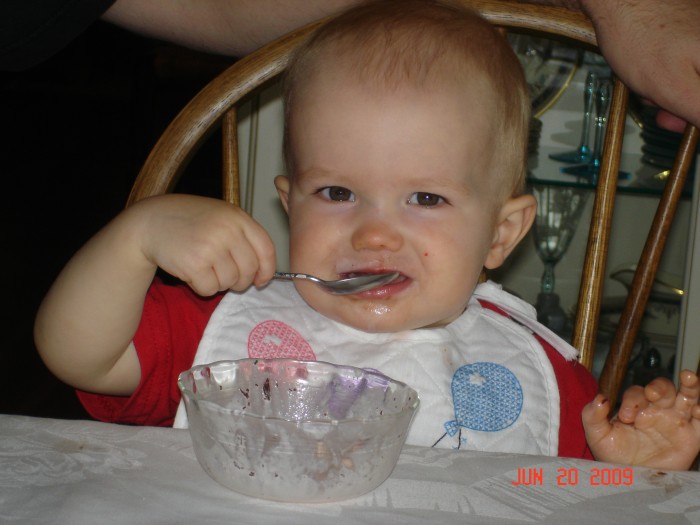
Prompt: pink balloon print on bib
<box><xmin>247</xmin><ymin>320</ymin><xmax>316</xmax><ymax>360</ymax></box>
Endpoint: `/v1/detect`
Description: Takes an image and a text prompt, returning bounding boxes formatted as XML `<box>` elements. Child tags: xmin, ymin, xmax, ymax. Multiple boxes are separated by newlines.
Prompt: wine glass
<box><xmin>560</xmin><ymin>78</ymin><xmax>610</xmax><ymax>181</ymax></box>
<box><xmin>549</xmin><ymin>71</ymin><xmax>597</xmax><ymax>164</ymax></box>
<box><xmin>531</xmin><ymin>184</ymin><xmax>589</xmax><ymax>334</ymax></box>
<box><xmin>560</xmin><ymin>78</ymin><xmax>629</xmax><ymax>183</ymax></box>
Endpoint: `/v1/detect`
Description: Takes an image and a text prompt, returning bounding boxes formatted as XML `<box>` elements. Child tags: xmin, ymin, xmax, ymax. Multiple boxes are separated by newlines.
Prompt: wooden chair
<box><xmin>126</xmin><ymin>0</ymin><xmax>698</xmax><ymax>406</ymax></box>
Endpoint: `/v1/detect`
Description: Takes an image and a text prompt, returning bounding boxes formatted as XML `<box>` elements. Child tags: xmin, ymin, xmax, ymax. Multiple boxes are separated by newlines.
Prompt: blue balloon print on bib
<box><xmin>444</xmin><ymin>362</ymin><xmax>523</xmax><ymax>436</ymax></box>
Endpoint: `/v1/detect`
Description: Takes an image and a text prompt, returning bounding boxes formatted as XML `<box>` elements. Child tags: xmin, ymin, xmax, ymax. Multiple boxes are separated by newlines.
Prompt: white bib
<box><xmin>173</xmin><ymin>281</ymin><xmax>577</xmax><ymax>456</ymax></box>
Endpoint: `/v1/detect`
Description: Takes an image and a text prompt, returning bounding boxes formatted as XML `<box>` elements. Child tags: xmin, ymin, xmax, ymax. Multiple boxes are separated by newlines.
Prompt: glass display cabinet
<box><xmin>497</xmin><ymin>39</ymin><xmax>695</xmax><ymax>385</ymax></box>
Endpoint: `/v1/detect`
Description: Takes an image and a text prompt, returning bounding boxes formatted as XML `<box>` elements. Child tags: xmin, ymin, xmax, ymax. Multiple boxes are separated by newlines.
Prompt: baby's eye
<box><xmin>409</xmin><ymin>192</ymin><xmax>444</xmax><ymax>207</ymax></box>
<box><xmin>318</xmin><ymin>186</ymin><xmax>355</xmax><ymax>202</ymax></box>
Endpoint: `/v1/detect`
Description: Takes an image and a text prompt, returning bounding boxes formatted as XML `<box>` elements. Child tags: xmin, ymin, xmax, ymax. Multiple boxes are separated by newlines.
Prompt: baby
<box><xmin>35</xmin><ymin>0</ymin><xmax>700</xmax><ymax>468</ymax></box>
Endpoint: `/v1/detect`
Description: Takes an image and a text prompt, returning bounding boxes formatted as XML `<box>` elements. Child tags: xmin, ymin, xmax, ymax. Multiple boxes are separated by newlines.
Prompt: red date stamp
<box><xmin>511</xmin><ymin>467</ymin><xmax>634</xmax><ymax>486</ymax></box>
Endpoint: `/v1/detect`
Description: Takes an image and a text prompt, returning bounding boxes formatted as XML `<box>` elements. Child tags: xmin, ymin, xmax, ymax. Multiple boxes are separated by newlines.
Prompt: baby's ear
<box><xmin>484</xmin><ymin>194</ymin><xmax>536</xmax><ymax>269</ymax></box>
<box><xmin>274</xmin><ymin>175</ymin><xmax>291</xmax><ymax>214</ymax></box>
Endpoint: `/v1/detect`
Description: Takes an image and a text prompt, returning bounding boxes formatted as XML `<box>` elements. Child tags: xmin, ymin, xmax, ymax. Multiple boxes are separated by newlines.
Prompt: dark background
<box><xmin>2</xmin><ymin>21</ymin><xmax>231</xmax><ymax>418</ymax></box>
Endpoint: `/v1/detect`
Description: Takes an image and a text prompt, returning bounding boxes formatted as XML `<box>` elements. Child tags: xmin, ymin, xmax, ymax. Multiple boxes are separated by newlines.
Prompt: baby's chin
<box><xmin>319</xmin><ymin>304</ymin><xmax>455</xmax><ymax>333</ymax></box>
<box><xmin>296</xmin><ymin>284</ymin><xmax>464</xmax><ymax>332</ymax></box>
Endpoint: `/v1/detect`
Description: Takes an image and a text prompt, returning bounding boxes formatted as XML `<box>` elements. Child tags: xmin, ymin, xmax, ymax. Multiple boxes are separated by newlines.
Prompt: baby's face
<box><xmin>277</xmin><ymin>74</ymin><xmax>506</xmax><ymax>332</ymax></box>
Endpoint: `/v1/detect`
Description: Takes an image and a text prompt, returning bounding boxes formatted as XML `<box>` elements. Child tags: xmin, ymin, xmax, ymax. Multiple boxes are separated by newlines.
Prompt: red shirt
<box><xmin>78</xmin><ymin>279</ymin><xmax>224</xmax><ymax>426</ymax></box>
<box><xmin>79</xmin><ymin>279</ymin><xmax>596</xmax><ymax>459</ymax></box>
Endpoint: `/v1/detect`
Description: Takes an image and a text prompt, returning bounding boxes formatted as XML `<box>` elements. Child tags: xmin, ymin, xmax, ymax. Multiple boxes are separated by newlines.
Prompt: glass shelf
<box><xmin>528</xmin><ymin>146</ymin><xmax>694</xmax><ymax>198</ymax></box>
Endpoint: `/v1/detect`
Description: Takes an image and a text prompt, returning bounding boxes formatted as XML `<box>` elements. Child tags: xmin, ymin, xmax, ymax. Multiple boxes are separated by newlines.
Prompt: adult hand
<box><xmin>582</xmin><ymin>0</ymin><xmax>700</xmax><ymax>132</ymax></box>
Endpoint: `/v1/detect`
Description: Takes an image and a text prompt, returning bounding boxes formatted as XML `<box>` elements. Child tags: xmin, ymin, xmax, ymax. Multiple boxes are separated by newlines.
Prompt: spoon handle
<box><xmin>273</xmin><ymin>272</ymin><xmax>319</xmax><ymax>283</ymax></box>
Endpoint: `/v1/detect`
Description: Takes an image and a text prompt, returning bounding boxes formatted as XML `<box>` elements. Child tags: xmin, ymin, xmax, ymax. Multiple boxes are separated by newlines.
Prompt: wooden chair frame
<box><xmin>127</xmin><ymin>0</ymin><xmax>699</xmax><ymax>406</ymax></box>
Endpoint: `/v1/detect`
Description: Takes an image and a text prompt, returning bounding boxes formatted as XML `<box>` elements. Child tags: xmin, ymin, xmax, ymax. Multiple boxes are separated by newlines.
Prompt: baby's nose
<box><xmin>350</xmin><ymin>220</ymin><xmax>404</xmax><ymax>252</ymax></box>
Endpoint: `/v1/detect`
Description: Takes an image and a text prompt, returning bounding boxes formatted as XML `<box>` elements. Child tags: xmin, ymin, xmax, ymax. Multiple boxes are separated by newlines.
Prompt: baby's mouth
<box><xmin>341</xmin><ymin>270</ymin><xmax>398</xmax><ymax>279</ymax></box>
<box><xmin>339</xmin><ymin>270</ymin><xmax>407</xmax><ymax>287</ymax></box>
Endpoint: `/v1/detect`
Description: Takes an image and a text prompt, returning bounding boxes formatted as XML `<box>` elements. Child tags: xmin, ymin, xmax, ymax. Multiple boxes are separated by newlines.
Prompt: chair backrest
<box><xmin>127</xmin><ymin>0</ymin><xmax>698</xmax><ymax>406</ymax></box>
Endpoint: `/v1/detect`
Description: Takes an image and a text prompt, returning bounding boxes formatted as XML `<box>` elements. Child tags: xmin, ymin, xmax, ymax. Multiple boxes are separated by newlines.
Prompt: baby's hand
<box><xmin>135</xmin><ymin>194</ymin><xmax>276</xmax><ymax>295</ymax></box>
<box><xmin>582</xmin><ymin>370</ymin><xmax>700</xmax><ymax>470</ymax></box>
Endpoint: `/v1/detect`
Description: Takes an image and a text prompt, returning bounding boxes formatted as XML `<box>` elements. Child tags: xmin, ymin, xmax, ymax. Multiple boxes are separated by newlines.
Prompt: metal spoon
<box><xmin>273</xmin><ymin>271</ymin><xmax>399</xmax><ymax>295</ymax></box>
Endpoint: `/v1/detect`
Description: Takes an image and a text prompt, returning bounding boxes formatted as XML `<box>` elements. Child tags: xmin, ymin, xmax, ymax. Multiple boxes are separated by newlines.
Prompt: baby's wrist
<box><xmin>114</xmin><ymin>199</ymin><xmax>164</xmax><ymax>273</ymax></box>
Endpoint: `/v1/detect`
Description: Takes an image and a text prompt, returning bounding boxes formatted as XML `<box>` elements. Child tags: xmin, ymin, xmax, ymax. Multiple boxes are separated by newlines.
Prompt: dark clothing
<box><xmin>0</xmin><ymin>0</ymin><xmax>116</xmax><ymax>70</ymax></box>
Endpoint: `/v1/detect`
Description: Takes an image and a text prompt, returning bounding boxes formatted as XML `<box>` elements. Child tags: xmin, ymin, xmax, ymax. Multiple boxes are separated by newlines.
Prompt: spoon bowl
<box><xmin>274</xmin><ymin>271</ymin><xmax>399</xmax><ymax>294</ymax></box>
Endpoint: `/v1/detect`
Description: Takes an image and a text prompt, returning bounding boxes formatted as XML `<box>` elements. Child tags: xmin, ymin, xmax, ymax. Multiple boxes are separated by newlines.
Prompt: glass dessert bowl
<box><xmin>179</xmin><ymin>358</ymin><xmax>418</xmax><ymax>502</ymax></box>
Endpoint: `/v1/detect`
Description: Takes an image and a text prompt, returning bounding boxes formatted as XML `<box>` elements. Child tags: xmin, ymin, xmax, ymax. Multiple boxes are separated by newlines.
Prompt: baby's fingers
<box><xmin>184</xmin><ymin>267</ymin><xmax>227</xmax><ymax>297</ymax></box>
<box><xmin>582</xmin><ymin>394</ymin><xmax>614</xmax><ymax>440</ymax></box>
<box><xmin>212</xmin><ymin>251</ymin><xmax>247</xmax><ymax>292</ymax></box>
<box><xmin>181</xmin><ymin>237</ymin><xmax>253</xmax><ymax>294</ymax></box>
<box><xmin>242</xmin><ymin>225</ymin><xmax>276</xmax><ymax>287</ymax></box>
<box><xmin>614</xmin><ymin>377</ymin><xmax>688</xmax><ymax>429</ymax></box>
<box><xmin>220</xmin><ymin>237</ymin><xmax>263</xmax><ymax>292</ymax></box>
<box><xmin>218</xmin><ymin>207</ymin><xmax>275</xmax><ymax>291</ymax></box>
<box><xmin>616</xmin><ymin>385</ymin><xmax>649</xmax><ymax>424</ymax></box>
<box><xmin>642</xmin><ymin>377</ymin><xmax>678</xmax><ymax>408</ymax></box>
<box><xmin>675</xmin><ymin>370</ymin><xmax>700</xmax><ymax>416</ymax></box>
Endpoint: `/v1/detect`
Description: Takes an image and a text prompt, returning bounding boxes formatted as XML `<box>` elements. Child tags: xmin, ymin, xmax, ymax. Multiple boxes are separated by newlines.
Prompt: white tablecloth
<box><xmin>2</xmin><ymin>414</ymin><xmax>699</xmax><ymax>524</ymax></box>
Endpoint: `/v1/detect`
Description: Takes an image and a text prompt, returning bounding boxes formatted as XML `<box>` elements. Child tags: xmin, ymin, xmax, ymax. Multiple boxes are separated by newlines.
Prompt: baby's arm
<box><xmin>582</xmin><ymin>370</ymin><xmax>700</xmax><ymax>470</ymax></box>
<box><xmin>34</xmin><ymin>194</ymin><xmax>275</xmax><ymax>396</ymax></box>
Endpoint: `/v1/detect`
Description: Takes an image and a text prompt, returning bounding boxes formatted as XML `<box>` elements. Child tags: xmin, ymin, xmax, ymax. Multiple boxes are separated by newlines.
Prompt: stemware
<box><xmin>531</xmin><ymin>185</ymin><xmax>589</xmax><ymax>334</ymax></box>
<box><xmin>549</xmin><ymin>71</ymin><xmax>597</xmax><ymax>164</ymax></box>
<box><xmin>559</xmin><ymin>78</ymin><xmax>629</xmax><ymax>183</ymax></box>
<box><xmin>560</xmin><ymin>78</ymin><xmax>611</xmax><ymax>182</ymax></box>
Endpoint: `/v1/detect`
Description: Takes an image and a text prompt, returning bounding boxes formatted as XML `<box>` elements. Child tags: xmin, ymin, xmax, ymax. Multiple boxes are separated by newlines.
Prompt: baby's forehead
<box><xmin>292</xmin><ymin>63</ymin><xmax>500</xmax><ymax>122</ymax></box>
<box><xmin>308</xmin><ymin>42</ymin><xmax>496</xmax><ymax>92</ymax></box>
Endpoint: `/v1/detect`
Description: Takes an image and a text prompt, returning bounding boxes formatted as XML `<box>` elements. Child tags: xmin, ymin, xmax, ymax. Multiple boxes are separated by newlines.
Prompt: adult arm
<box><xmin>104</xmin><ymin>0</ymin><xmax>700</xmax><ymax>130</ymax></box>
<box><xmin>101</xmin><ymin>0</ymin><xmax>361</xmax><ymax>57</ymax></box>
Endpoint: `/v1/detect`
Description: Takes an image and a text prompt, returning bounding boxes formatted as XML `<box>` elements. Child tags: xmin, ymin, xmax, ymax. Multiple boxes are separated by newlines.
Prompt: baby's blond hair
<box><xmin>283</xmin><ymin>0</ymin><xmax>531</xmax><ymax>202</ymax></box>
